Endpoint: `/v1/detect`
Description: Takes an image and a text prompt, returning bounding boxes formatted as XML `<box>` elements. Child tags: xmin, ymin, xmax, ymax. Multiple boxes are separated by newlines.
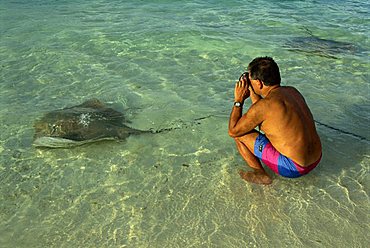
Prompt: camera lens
<box><xmin>239</xmin><ymin>72</ymin><xmax>248</xmax><ymax>81</ymax></box>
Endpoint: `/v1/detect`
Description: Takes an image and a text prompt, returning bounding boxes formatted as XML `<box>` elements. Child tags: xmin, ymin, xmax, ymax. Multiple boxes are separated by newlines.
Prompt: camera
<box><xmin>239</xmin><ymin>72</ymin><xmax>250</xmax><ymax>84</ymax></box>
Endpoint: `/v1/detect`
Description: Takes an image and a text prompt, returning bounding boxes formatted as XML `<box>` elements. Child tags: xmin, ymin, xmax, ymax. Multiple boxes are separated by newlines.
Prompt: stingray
<box><xmin>284</xmin><ymin>29</ymin><xmax>360</xmax><ymax>59</ymax></box>
<box><xmin>33</xmin><ymin>99</ymin><xmax>146</xmax><ymax>148</ymax></box>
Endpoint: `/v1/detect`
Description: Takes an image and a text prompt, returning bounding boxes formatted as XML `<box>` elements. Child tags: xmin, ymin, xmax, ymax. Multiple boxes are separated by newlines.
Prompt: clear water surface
<box><xmin>0</xmin><ymin>0</ymin><xmax>369</xmax><ymax>247</ymax></box>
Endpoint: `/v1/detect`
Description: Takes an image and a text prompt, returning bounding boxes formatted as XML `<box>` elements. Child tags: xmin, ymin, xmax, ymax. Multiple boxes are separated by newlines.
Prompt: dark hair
<box><xmin>247</xmin><ymin>57</ymin><xmax>281</xmax><ymax>86</ymax></box>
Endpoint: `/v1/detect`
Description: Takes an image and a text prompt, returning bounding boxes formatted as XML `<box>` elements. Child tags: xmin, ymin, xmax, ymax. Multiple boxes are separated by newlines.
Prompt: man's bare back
<box><xmin>228</xmin><ymin>57</ymin><xmax>322</xmax><ymax>184</ymax></box>
<box><xmin>256</xmin><ymin>86</ymin><xmax>322</xmax><ymax>166</ymax></box>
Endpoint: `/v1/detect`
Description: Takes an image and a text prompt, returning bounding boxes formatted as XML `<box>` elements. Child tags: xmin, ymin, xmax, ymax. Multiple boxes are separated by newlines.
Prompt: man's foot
<box><xmin>239</xmin><ymin>169</ymin><xmax>272</xmax><ymax>185</ymax></box>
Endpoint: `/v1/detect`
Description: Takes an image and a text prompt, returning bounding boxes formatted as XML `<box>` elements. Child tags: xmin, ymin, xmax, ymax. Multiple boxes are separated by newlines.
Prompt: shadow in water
<box><xmin>284</xmin><ymin>27</ymin><xmax>363</xmax><ymax>59</ymax></box>
<box><xmin>314</xmin><ymin>101</ymin><xmax>369</xmax><ymax>181</ymax></box>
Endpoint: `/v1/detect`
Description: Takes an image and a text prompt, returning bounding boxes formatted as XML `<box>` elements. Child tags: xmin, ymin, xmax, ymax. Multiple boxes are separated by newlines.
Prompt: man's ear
<box><xmin>257</xmin><ymin>79</ymin><xmax>264</xmax><ymax>89</ymax></box>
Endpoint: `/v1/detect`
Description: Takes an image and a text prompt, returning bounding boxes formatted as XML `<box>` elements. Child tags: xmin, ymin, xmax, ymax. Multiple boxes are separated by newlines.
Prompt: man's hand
<box><xmin>234</xmin><ymin>76</ymin><xmax>250</xmax><ymax>102</ymax></box>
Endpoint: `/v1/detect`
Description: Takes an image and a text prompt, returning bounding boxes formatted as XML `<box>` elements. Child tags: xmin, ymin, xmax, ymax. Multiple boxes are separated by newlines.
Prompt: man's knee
<box><xmin>234</xmin><ymin>132</ymin><xmax>259</xmax><ymax>151</ymax></box>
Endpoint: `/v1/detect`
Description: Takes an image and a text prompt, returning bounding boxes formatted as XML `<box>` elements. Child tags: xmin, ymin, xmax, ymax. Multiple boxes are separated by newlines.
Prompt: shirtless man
<box><xmin>228</xmin><ymin>57</ymin><xmax>322</xmax><ymax>185</ymax></box>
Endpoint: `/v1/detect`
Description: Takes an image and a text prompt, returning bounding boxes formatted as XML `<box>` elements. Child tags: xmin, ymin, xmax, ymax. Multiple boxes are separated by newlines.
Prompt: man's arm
<box><xmin>228</xmin><ymin>78</ymin><xmax>264</xmax><ymax>137</ymax></box>
<box><xmin>228</xmin><ymin>102</ymin><xmax>263</xmax><ymax>137</ymax></box>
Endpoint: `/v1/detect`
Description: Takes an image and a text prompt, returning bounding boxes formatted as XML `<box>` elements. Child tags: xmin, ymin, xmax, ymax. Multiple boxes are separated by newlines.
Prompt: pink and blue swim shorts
<box><xmin>254</xmin><ymin>134</ymin><xmax>321</xmax><ymax>178</ymax></box>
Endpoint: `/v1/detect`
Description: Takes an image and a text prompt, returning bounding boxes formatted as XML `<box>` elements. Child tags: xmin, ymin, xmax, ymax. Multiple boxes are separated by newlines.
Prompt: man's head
<box><xmin>247</xmin><ymin>57</ymin><xmax>281</xmax><ymax>86</ymax></box>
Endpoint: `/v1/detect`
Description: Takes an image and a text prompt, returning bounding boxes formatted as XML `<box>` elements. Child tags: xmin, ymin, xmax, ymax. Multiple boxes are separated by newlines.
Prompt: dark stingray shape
<box><xmin>285</xmin><ymin>35</ymin><xmax>359</xmax><ymax>59</ymax></box>
<box><xmin>34</xmin><ymin>99</ymin><xmax>144</xmax><ymax>148</ymax></box>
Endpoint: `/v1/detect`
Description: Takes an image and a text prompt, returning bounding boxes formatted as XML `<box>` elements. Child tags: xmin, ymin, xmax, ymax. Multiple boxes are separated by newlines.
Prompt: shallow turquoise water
<box><xmin>0</xmin><ymin>0</ymin><xmax>369</xmax><ymax>247</ymax></box>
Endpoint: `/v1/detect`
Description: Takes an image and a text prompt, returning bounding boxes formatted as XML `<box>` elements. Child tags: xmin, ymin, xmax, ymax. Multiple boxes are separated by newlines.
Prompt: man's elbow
<box><xmin>228</xmin><ymin>128</ymin><xmax>238</xmax><ymax>138</ymax></box>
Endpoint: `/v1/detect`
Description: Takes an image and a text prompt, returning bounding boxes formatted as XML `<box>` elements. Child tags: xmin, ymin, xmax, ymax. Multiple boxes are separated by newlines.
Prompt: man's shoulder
<box><xmin>281</xmin><ymin>86</ymin><xmax>302</xmax><ymax>95</ymax></box>
<box><xmin>249</xmin><ymin>98</ymin><xmax>274</xmax><ymax>118</ymax></box>
<box><xmin>281</xmin><ymin>85</ymin><xmax>298</xmax><ymax>92</ymax></box>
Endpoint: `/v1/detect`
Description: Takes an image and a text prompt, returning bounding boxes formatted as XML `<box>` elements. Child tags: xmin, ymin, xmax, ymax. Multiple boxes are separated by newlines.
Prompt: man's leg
<box><xmin>234</xmin><ymin>131</ymin><xmax>272</xmax><ymax>185</ymax></box>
